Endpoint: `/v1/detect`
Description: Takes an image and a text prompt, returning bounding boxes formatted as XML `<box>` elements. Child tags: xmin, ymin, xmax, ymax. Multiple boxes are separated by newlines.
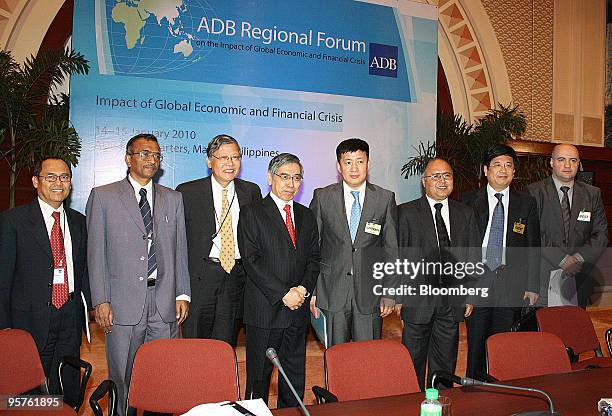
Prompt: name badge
<box><xmin>577</xmin><ymin>211</ymin><xmax>591</xmax><ymax>222</ymax></box>
<box><xmin>513</xmin><ymin>221</ymin><xmax>525</xmax><ymax>234</ymax></box>
<box><xmin>53</xmin><ymin>268</ymin><xmax>65</xmax><ymax>284</ymax></box>
<box><xmin>364</xmin><ymin>222</ymin><xmax>381</xmax><ymax>235</ymax></box>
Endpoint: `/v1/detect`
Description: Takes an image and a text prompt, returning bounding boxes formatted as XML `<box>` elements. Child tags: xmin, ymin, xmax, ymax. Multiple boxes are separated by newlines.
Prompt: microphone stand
<box><xmin>266</xmin><ymin>348</ymin><xmax>310</xmax><ymax>416</ymax></box>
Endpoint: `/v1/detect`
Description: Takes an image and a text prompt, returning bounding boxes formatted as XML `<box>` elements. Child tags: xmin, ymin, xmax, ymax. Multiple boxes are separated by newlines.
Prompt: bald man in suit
<box><xmin>397</xmin><ymin>158</ymin><xmax>479</xmax><ymax>390</ymax></box>
<box><xmin>527</xmin><ymin>144</ymin><xmax>608</xmax><ymax>307</ymax></box>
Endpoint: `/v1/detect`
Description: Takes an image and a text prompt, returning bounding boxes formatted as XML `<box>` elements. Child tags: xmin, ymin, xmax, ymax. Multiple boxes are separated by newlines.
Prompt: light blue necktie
<box><xmin>486</xmin><ymin>193</ymin><xmax>504</xmax><ymax>271</ymax></box>
<box><xmin>349</xmin><ymin>190</ymin><xmax>361</xmax><ymax>242</ymax></box>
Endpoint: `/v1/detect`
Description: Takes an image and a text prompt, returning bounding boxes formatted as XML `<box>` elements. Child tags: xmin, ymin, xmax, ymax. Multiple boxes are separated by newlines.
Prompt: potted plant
<box><xmin>0</xmin><ymin>48</ymin><xmax>89</xmax><ymax>208</ymax></box>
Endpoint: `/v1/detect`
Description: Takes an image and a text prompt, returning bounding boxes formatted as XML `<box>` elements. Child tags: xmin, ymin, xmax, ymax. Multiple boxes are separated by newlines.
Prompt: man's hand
<box><xmin>176</xmin><ymin>300</ymin><xmax>189</xmax><ymax>325</ymax></box>
<box><xmin>464</xmin><ymin>304</ymin><xmax>473</xmax><ymax>318</ymax></box>
<box><xmin>95</xmin><ymin>303</ymin><xmax>113</xmax><ymax>334</ymax></box>
<box><xmin>282</xmin><ymin>288</ymin><xmax>304</xmax><ymax>310</ymax></box>
<box><xmin>523</xmin><ymin>291</ymin><xmax>539</xmax><ymax>305</ymax></box>
<box><xmin>561</xmin><ymin>255</ymin><xmax>582</xmax><ymax>277</ymax></box>
<box><xmin>379</xmin><ymin>298</ymin><xmax>395</xmax><ymax>318</ymax></box>
<box><xmin>310</xmin><ymin>296</ymin><xmax>319</xmax><ymax>318</ymax></box>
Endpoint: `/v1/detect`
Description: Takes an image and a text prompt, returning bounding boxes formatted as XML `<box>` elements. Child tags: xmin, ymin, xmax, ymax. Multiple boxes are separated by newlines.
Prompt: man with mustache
<box><xmin>86</xmin><ymin>134</ymin><xmax>190</xmax><ymax>415</ymax></box>
<box><xmin>0</xmin><ymin>157</ymin><xmax>90</xmax><ymax>407</ymax></box>
<box><xmin>397</xmin><ymin>158</ymin><xmax>479</xmax><ymax>390</ymax></box>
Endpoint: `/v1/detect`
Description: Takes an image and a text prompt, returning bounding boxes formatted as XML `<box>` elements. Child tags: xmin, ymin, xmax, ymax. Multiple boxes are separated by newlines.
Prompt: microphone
<box><xmin>265</xmin><ymin>348</ymin><xmax>310</xmax><ymax>416</ymax></box>
<box><xmin>460</xmin><ymin>376</ymin><xmax>560</xmax><ymax>416</ymax></box>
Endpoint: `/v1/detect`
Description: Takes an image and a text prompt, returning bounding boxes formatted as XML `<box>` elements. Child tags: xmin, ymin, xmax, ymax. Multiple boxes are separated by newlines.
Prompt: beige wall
<box><xmin>1</xmin><ymin>0</ymin><xmax>607</xmax><ymax>146</ymax></box>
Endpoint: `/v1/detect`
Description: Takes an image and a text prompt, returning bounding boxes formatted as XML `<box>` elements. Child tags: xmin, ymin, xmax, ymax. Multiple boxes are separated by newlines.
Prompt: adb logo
<box><xmin>369</xmin><ymin>43</ymin><xmax>398</xmax><ymax>77</ymax></box>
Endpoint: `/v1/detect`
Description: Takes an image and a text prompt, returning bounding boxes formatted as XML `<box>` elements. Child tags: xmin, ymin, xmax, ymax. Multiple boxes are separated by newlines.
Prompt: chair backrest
<box><xmin>536</xmin><ymin>306</ymin><xmax>600</xmax><ymax>355</ymax></box>
<box><xmin>0</xmin><ymin>328</ymin><xmax>47</xmax><ymax>394</ymax></box>
<box><xmin>486</xmin><ymin>332</ymin><xmax>572</xmax><ymax>380</ymax></box>
<box><xmin>324</xmin><ymin>339</ymin><xmax>420</xmax><ymax>402</ymax></box>
<box><xmin>128</xmin><ymin>338</ymin><xmax>239</xmax><ymax>414</ymax></box>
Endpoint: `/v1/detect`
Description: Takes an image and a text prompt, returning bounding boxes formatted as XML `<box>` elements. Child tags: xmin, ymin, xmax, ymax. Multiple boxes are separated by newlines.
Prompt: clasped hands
<box><xmin>561</xmin><ymin>254</ymin><xmax>583</xmax><ymax>278</ymax></box>
<box><xmin>282</xmin><ymin>285</ymin><xmax>308</xmax><ymax>310</ymax></box>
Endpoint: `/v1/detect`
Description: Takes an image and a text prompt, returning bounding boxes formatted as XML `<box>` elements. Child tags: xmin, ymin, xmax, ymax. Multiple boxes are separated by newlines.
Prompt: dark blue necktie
<box><xmin>139</xmin><ymin>188</ymin><xmax>157</xmax><ymax>277</ymax></box>
<box><xmin>486</xmin><ymin>193</ymin><xmax>504</xmax><ymax>271</ymax></box>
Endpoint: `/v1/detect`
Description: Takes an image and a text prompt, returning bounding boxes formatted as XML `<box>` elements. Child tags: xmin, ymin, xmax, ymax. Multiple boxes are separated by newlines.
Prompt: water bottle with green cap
<box><xmin>420</xmin><ymin>388</ymin><xmax>442</xmax><ymax>416</ymax></box>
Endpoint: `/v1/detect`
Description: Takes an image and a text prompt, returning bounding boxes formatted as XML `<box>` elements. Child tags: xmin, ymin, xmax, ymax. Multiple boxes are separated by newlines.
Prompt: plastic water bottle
<box><xmin>420</xmin><ymin>388</ymin><xmax>442</xmax><ymax>416</ymax></box>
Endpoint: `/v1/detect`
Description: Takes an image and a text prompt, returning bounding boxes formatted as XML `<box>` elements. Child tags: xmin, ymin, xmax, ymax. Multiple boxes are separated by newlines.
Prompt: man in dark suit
<box><xmin>309</xmin><ymin>138</ymin><xmax>397</xmax><ymax>345</ymax></box>
<box><xmin>238</xmin><ymin>153</ymin><xmax>320</xmax><ymax>407</ymax></box>
<box><xmin>527</xmin><ymin>144</ymin><xmax>608</xmax><ymax>307</ymax></box>
<box><xmin>177</xmin><ymin>134</ymin><xmax>261</xmax><ymax>345</ymax></box>
<box><xmin>0</xmin><ymin>157</ymin><xmax>90</xmax><ymax>405</ymax></box>
<box><xmin>397</xmin><ymin>158</ymin><xmax>480</xmax><ymax>390</ymax></box>
<box><xmin>86</xmin><ymin>134</ymin><xmax>190</xmax><ymax>415</ymax></box>
<box><xmin>460</xmin><ymin>144</ymin><xmax>540</xmax><ymax>379</ymax></box>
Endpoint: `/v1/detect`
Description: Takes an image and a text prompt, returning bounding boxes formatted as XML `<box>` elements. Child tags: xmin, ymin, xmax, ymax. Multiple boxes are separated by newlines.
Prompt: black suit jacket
<box><xmin>398</xmin><ymin>196</ymin><xmax>480</xmax><ymax>323</ymax></box>
<box><xmin>238</xmin><ymin>195</ymin><xmax>320</xmax><ymax>329</ymax></box>
<box><xmin>459</xmin><ymin>187</ymin><xmax>541</xmax><ymax>305</ymax></box>
<box><xmin>0</xmin><ymin>199</ymin><xmax>90</xmax><ymax>350</ymax></box>
<box><xmin>176</xmin><ymin>176</ymin><xmax>262</xmax><ymax>282</ymax></box>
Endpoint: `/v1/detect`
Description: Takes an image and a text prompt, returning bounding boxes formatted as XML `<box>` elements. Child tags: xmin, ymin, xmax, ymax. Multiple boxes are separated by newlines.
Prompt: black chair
<box><xmin>59</xmin><ymin>356</ymin><xmax>92</xmax><ymax>412</ymax></box>
<box><xmin>90</xmin><ymin>379</ymin><xmax>118</xmax><ymax>416</ymax></box>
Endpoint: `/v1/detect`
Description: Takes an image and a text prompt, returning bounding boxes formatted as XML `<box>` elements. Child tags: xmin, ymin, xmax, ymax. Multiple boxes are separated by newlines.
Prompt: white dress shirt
<box><xmin>482</xmin><ymin>184</ymin><xmax>510</xmax><ymax>265</ymax></box>
<box><xmin>270</xmin><ymin>192</ymin><xmax>295</xmax><ymax>225</ymax></box>
<box><xmin>128</xmin><ymin>174</ymin><xmax>156</xmax><ymax>280</ymax></box>
<box><xmin>128</xmin><ymin>175</ymin><xmax>190</xmax><ymax>301</ymax></box>
<box><xmin>209</xmin><ymin>175</ymin><xmax>241</xmax><ymax>259</ymax></box>
<box><xmin>342</xmin><ymin>181</ymin><xmax>366</xmax><ymax>227</ymax></box>
<box><xmin>38</xmin><ymin>198</ymin><xmax>74</xmax><ymax>292</ymax></box>
<box><xmin>552</xmin><ymin>177</ymin><xmax>574</xmax><ymax>209</ymax></box>
<box><xmin>425</xmin><ymin>195</ymin><xmax>451</xmax><ymax>245</ymax></box>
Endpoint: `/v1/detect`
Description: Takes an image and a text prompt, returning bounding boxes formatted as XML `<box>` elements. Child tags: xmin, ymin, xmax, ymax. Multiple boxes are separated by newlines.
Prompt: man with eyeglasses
<box><xmin>176</xmin><ymin>134</ymin><xmax>261</xmax><ymax>345</ymax></box>
<box><xmin>238</xmin><ymin>153</ymin><xmax>320</xmax><ymax>407</ymax></box>
<box><xmin>0</xmin><ymin>157</ymin><xmax>90</xmax><ymax>406</ymax></box>
<box><xmin>309</xmin><ymin>138</ymin><xmax>398</xmax><ymax>346</ymax></box>
<box><xmin>459</xmin><ymin>144</ymin><xmax>540</xmax><ymax>379</ymax></box>
<box><xmin>397</xmin><ymin>158</ymin><xmax>479</xmax><ymax>390</ymax></box>
<box><xmin>527</xmin><ymin>144</ymin><xmax>608</xmax><ymax>308</ymax></box>
<box><xmin>86</xmin><ymin>134</ymin><xmax>190</xmax><ymax>415</ymax></box>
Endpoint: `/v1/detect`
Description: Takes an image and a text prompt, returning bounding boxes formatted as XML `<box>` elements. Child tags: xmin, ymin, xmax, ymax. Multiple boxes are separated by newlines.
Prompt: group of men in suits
<box><xmin>1</xmin><ymin>134</ymin><xmax>608</xmax><ymax>412</ymax></box>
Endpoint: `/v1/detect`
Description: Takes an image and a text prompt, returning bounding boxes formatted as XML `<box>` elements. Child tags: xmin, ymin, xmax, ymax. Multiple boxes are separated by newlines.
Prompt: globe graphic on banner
<box><xmin>107</xmin><ymin>0</ymin><xmax>209</xmax><ymax>75</ymax></box>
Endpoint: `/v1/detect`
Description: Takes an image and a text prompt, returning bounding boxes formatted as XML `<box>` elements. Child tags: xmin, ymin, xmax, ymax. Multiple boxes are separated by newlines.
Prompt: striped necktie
<box><xmin>139</xmin><ymin>188</ymin><xmax>157</xmax><ymax>277</ymax></box>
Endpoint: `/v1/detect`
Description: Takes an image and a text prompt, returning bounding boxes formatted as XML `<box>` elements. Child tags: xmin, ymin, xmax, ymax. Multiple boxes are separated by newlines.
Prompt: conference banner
<box><xmin>69</xmin><ymin>0</ymin><xmax>438</xmax><ymax>212</ymax></box>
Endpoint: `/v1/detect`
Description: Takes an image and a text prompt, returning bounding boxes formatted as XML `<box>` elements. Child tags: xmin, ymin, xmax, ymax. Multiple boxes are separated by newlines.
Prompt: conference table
<box><xmin>272</xmin><ymin>367</ymin><xmax>611</xmax><ymax>415</ymax></box>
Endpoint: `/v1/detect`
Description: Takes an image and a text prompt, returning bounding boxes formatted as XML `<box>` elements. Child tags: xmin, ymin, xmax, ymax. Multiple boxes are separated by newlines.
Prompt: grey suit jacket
<box><xmin>310</xmin><ymin>182</ymin><xmax>398</xmax><ymax>314</ymax></box>
<box><xmin>526</xmin><ymin>176</ymin><xmax>608</xmax><ymax>301</ymax></box>
<box><xmin>86</xmin><ymin>178</ymin><xmax>191</xmax><ymax>325</ymax></box>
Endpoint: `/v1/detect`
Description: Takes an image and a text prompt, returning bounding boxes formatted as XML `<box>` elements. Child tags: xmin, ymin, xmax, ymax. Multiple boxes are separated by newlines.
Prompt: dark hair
<box><xmin>336</xmin><ymin>138</ymin><xmax>369</xmax><ymax>162</ymax></box>
<box><xmin>268</xmin><ymin>153</ymin><xmax>303</xmax><ymax>175</ymax></box>
<box><xmin>206</xmin><ymin>134</ymin><xmax>240</xmax><ymax>158</ymax></box>
<box><xmin>33</xmin><ymin>157</ymin><xmax>72</xmax><ymax>176</ymax></box>
<box><xmin>483</xmin><ymin>144</ymin><xmax>518</xmax><ymax>167</ymax></box>
<box><xmin>126</xmin><ymin>134</ymin><xmax>158</xmax><ymax>153</ymax></box>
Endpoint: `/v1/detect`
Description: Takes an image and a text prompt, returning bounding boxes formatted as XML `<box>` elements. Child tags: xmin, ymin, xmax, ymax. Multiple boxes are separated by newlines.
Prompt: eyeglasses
<box><xmin>127</xmin><ymin>150</ymin><xmax>163</xmax><ymax>161</ymax></box>
<box><xmin>39</xmin><ymin>174</ymin><xmax>71</xmax><ymax>183</ymax></box>
<box><xmin>211</xmin><ymin>154</ymin><xmax>242</xmax><ymax>163</ymax></box>
<box><xmin>274</xmin><ymin>173</ymin><xmax>303</xmax><ymax>182</ymax></box>
<box><xmin>423</xmin><ymin>172</ymin><xmax>453</xmax><ymax>181</ymax></box>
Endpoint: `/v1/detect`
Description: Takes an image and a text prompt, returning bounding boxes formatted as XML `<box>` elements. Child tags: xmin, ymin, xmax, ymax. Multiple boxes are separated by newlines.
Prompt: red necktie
<box><xmin>51</xmin><ymin>211</ymin><xmax>69</xmax><ymax>309</ymax></box>
<box><xmin>284</xmin><ymin>204</ymin><xmax>296</xmax><ymax>249</ymax></box>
